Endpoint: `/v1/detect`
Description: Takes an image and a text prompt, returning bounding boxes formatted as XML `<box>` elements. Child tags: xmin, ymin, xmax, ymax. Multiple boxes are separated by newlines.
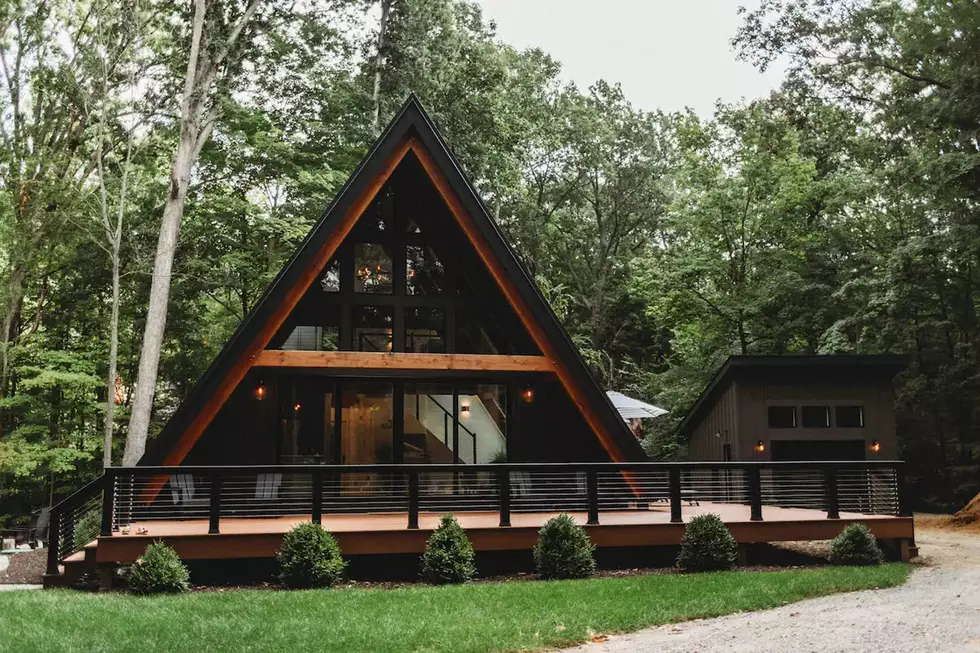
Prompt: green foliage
<box><xmin>276</xmin><ymin>523</ymin><xmax>347</xmax><ymax>589</ymax></box>
<box><xmin>73</xmin><ymin>509</ymin><xmax>101</xmax><ymax>548</ymax></box>
<box><xmin>126</xmin><ymin>542</ymin><xmax>190</xmax><ymax>595</ymax></box>
<box><xmin>533</xmin><ymin>513</ymin><xmax>596</xmax><ymax>580</ymax></box>
<box><xmin>829</xmin><ymin>524</ymin><xmax>884</xmax><ymax>566</ymax></box>
<box><xmin>420</xmin><ymin>514</ymin><xmax>476</xmax><ymax>584</ymax></box>
<box><xmin>676</xmin><ymin>514</ymin><xmax>739</xmax><ymax>573</ymax></box>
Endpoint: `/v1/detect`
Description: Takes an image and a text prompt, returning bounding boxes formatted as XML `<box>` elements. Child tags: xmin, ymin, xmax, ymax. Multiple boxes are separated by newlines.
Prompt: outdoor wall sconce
<box><xmin>521</xmin><ymin>386</ymin><xmax>535</xmax><ymax>403</ymax></box>
<box><xmin>755</xmin><ymin>440</ymin><xmax>766</xmax><ymax>453</ymax></box>
<box><xmin>871</xmin><ymin>440</ymin><xmax>881</xmax><ymax>453</ymax></box>
<box><xmin>460</xmin><ymin>401</ymin><xmax>471</xmax><ymax>418</ymax></box>
<box><xmin>253</xmin><ymin>382</ymin><xmax>266</xmax><ymax>401</ymax></box>
<box><xmin>293</xmin><ymin>403</ymin><xmax>302</xmax><ymax>412</ymax></box>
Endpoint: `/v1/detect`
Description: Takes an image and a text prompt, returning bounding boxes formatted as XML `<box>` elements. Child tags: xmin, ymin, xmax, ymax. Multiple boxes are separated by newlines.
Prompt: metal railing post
<box><xmin>312</xmin><ymin>470</ymin><xmax>323</xmax><ymax>525</ymax></box>
<box><xmin>896</xmin><ymin>463</ymin><xmax>912</xmax><ymax>517</ymax></box>
<box><xmin>208</xmin><ymin>474</ymin><xmax>222</xmax><ymax>534</ymax></box>
<box><xmin>749</xmin><ymin>467</ymin><xmax>763</xmax><ymax>521</ymax></box>
<box><xmin>669</xmin><ymin>467</ymin><xmax>682</xmax><ymax>523</ymax></box>
<box><xmin>100</xmin><ymin>470</ymin><xmax>116</xmax><ymax>537</ymax></box>
<box><xmin>586</xmin><ymin>470</ymin><xmax>599</xmax><ymax>525</ymax></box>
<box><xmin>825</xmin><ymin>467</ymin><xmax>840</xmax><ymax>519</ymax></box>
<box><xmin>498</xmin><ymin>468</ymin><xmax>511</xmax><ymax>527</ymax></box>
<box><xmin>407</xmin><ymin>470</ymin><xmax>419</xmax><ymax>530</ymax></box>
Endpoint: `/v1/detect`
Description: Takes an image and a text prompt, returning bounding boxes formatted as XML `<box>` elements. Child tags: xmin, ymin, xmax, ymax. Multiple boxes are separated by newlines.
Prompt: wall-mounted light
<box><xmin>253</xmin><ymin>382</ymin><xmax>266</xmax><ymax>401</ymax></box>
<box><xmin>293</xmin><ymin>402</ymin><xmax>302</xmax><ymax>412</ymax></box>
<box><xmin>870</xmin><ymin>440</ymin><xmax>881</xmax><ymax>453</ymax></box>
<box><xmin>460</xmin><ymin>401</ymin><xmax>471</xmax><ymax>418</ymax></box>
<box><xmin>755</xmin><ymin>440</ymin><xmax>766</xmax><ymax>453</ymax></box>
<box><xmin>521</xmin><ymin>386</ymin><xmax>535</xmax><ymax>403</ymax></box>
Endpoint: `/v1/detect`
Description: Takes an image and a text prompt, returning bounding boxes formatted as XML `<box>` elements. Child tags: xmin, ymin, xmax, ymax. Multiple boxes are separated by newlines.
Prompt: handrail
<box><xmin>123</xmin><ymin>460</ymin><xmax>905</xmax><ymax>475</ymax></box>
<box><xmin>50</xmin><ymin>475</ymin><xmax>105</xmax><ymax>514</ymax></box>
<box><xmin>46</xmin><ymin>473</ymin><xmax>108</xmax><ymax>577</ymax></box>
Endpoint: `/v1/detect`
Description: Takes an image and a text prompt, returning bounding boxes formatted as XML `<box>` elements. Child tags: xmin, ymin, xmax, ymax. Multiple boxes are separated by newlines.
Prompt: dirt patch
<box><xmin>0</xmin><ymin>549</ymin><xmax>46</xmax><ymax>584</ymax></box>
<box><xmin>915</xmin><ymin>512</ymin><xmax>980</xmax><ymax>535</ymax></box>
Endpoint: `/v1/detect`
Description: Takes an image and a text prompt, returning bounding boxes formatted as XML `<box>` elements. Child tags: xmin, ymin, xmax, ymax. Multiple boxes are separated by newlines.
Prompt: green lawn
<box><xmin>1</xmin><ymin>565</ymin><xmax>909</xmax><ymax>653</ymax></box>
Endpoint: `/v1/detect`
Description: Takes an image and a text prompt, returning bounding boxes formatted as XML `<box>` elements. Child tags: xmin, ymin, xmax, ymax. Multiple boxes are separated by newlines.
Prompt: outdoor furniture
<box><xmin>168</xmin><ymin>474</ymin><xmax>209</xmax><ymax>509</ymax></box>
<box><xmin>254</xmin><ymin>473</ymin><xmax>283</xmax><ymax>500</ymax></box>
<box><xmin>1</xmin><ymin>507</ymin><xmax>50</xmax><ymax>549</ymax></box>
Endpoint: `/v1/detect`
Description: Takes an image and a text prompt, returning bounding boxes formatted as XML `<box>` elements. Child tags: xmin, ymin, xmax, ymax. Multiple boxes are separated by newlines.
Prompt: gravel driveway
<box><xmin>563</xmin><ymin>528</ymin><xmax>980</xmax><ymax>653</ymax></box>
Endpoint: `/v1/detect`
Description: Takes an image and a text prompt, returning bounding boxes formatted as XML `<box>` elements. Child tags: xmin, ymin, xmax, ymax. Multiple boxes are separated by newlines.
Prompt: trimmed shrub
<box><xmin>533</xmin><ymin>513</ymin><xmax>596</xmax><ymax>580</ymax></box>
<box><xmin>276</xmin><ymin>522</ymin><xmax>347</xmax><ymax>588</ymax></box>
<box><xmin>829</xmin><ymin>523</ymin><xmax>883</xmax><ymax>566</ymax></box>
<box><xmin>126</xmin><ymin>541</ymin><xmax>190</xmax><ymax>594</ymax></box>
<box><xmin>676</xmin><ymin>513</ymin><xmax>738</xmax><ymax>572</ymax></box>
<box><xmin>421</xmin><ymin>515</ymin><xmax>476</xmax><ymax>584</ymax></box>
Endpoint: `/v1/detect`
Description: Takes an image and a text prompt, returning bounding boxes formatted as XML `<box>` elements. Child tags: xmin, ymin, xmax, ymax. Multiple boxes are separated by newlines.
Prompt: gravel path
<box><xmin>563</xmin><ymin>529</ymin><xmax>980</xmax><ymax>653</ymax></box>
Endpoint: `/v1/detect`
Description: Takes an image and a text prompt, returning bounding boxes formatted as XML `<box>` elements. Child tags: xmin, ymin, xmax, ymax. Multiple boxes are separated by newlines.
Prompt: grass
<box><xmin>0</xmin><ymin>564</ymin><xmax>910</xmax><ymax>653</ymax></box>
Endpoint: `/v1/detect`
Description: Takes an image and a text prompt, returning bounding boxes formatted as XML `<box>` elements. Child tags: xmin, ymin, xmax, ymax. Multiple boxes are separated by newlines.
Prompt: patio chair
<box><xmin>1</xmin><ymin>507</ymin><xmax>50</xmax><ymax>549</ymax></box>
<box><xmin>168</xmin><ymin>474</ymin><xmax>210</xmax><ymax>510</ymax></box>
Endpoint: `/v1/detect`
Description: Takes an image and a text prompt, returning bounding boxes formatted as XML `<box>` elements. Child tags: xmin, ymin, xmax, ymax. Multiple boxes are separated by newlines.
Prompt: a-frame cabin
<box><xmin>141</xmin><ymin>95</ymin><xmax>645</xmax><ymax>470</ymax></box>
<box><xmin>43</xmin><ymin>97</ymin><xmax>915</xmax><ymax>588</ymax></box>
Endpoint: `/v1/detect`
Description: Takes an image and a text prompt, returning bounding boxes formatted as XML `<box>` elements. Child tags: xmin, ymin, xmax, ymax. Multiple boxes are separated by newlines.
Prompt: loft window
<box><xmin>354</xmin><ymin>243</ymin><xmax>392</xmax><ymax>294</ymax></box>
<box><xmin>280</xmin><ymin>326</ymin><xmax>339</xmax><ymax>352</ymax></box>
<box><xmin>801</xmin><ymin>406</ymin><xmax>831</xmax><ymax>428</ymax></box>
<box><xmin>405</xmin><ymin>307</ymin><xmax>445</xmax><ymax>353</ymax></box>
<box><xmin>836</xmin><ymin>405</ymin><xmax>865</xmax><ymax>428</ymax></box>
<box><xmin>767</xmin><ymin>406</ymin><xmax>797</xmax><ymax>429</ymax></box>
<box><xmin>319</xmin><ymin>259</ymin><xmax>341</xmax><ymax>293</ymax></box>
<box><xmin>353</xmin><ymin>305</ymin><xmax>393</xmax><ymax>352</ymax></box>
<box><xmin>406</xmin><ymin>245</ymin><xmax>445</xmax><ymax>295</ymax></box>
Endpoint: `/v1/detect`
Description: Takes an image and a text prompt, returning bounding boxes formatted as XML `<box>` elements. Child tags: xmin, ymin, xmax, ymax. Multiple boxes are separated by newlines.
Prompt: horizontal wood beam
<box><xmin>251</xmin><ymin>350</ymin><xmax>556</xmax><ymax>373</ymax></box>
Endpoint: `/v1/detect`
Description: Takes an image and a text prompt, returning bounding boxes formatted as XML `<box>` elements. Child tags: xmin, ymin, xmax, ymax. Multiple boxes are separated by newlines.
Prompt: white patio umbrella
<box><xmin>606</xmin><ymin>390</ymin><xmax>667</xmax><ymax>421</ymax></box>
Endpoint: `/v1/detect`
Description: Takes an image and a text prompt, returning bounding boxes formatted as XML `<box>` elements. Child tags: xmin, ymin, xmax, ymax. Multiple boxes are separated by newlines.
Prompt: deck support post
<box><xmin>498</xmin><ymin>469</ymin><xmax>511</xmax><ymax>527</ymax></box>
<box><xmin>100</xmin><ymin>470</ymin><xmax>116</xmax><ymax>537</ymax></box>
<box><xmin>825</xmin><ymin>468</ymin><xmax>840</xmax><ymax>519</ymax></box>
<box><xmin>208</xmin><ymin>475</ymin><xmax>222</xmax><ymax>534</ymax></box>
<box><xmin>669</xmin><ymin>468</ymin><xmax>682</xmax><ymax>523</ymax></box>
<box><xmin>46</xmin><ymin>509</ymin><xmax>60</xmax><ymax>575</ymax></box>
<box><xmin>312</xmin><ymin>470</ymin><xmax>323</xmax><ymax>525</ymax></box>
<box><xmin>586</xmin><ymin>470</ymin><xmax>599</xmax><ymax>525</ymax></box>
<box><xmin>749</xmin><ymin>468</ymin><xmax>763</xmax><ymax>521</ymax></box>
<box><xmin>407</xmin><ymin>471</ymin><xmax>419</xmax><ymax>530</ymax></box>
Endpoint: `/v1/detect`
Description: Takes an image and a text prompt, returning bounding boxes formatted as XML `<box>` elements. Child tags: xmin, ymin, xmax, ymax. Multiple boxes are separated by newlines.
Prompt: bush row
<box><xmin>122</xmin><ymin>513</ymin><xmax>884</xmax><ymax>593</ymax></box>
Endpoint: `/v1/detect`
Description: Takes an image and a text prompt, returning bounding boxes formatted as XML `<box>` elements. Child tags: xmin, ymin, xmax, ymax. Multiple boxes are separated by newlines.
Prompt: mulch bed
<box><xmin>0</xmin><ymin>548</ymin><xmax>46</xmax><ymax>584</ymax></box>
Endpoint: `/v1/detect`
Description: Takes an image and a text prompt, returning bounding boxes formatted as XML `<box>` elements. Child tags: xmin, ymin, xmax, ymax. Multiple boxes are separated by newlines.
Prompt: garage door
<box><xmin>771</xmin><ymin>439</ymin><xmax>866</xmax><ymax>461</ymax></box>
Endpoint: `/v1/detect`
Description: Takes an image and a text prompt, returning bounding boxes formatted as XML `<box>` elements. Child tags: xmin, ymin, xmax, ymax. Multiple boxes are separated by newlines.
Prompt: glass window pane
<box><xmin>340</xmin><ymin>383</ymin><xmax>393</xmax><ymax>486</ymax></box>
<box><xmin>403</xmin><ymin>384</ymin><xmax>455</xmax><ymax>464</ymax></box>
<box><xmin>319</xmin><ymin>259</ymin><xmax>341</xmax><ymax>293</ymax></box>
<box><xmin>406</xmin><ymin>245</ymin><xmax>445</xmax><ymax>295</ymax></box>
<box><xmin>836</xmin><ymin>405</ymin><xmax>865</xmax><ymax>428</ymax></box>
<box><xmin>456</xmin><ymin>309</ymin><xmax>504</xmax><ymax>354</ymax></box>
<box><xmin>280</xmin><ymin>325</ymin><xmax>339</xmax><ymax>351</ymax></box>
<box><xmin>767</xmin><ymin>406</ymin><xmax>797</xmax><ymax>428</ymax></box>
<box><xmin>405</xmin><ymin>307</ymin><xmax>445</xmax><ymax>353</ymax></box>
<box><xmin>458</xmin><ymin>384</ymin><xmax>507</xmax><ymax>464</ymax></box>
<box><xmin>801</xmin><ymin>406</ymin><xmax>830</xmax><ymax>428</ymax></box>
<box><xmin>278</xmin><ymin>379</ymin><xmax>335</xmax><ymax>464</ymax></box>
<box><xmin>353</xmin><ymin>305</ymin><xmax>392</xmax><ymax>352</ymax></box>
<box><xmin>354</xmin><ymin>243</ymin><xmax>393</xmax><ymax>294</ymax></box>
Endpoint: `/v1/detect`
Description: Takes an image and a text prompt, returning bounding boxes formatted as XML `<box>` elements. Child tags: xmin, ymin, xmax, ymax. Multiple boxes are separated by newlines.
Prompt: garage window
<box><xmin>767</xmin><ymin>406</ymin><xmax>797</xmax><ymax>428</ymax></box>
<box><xmin>836</xmin><ymin>405</ymin><xmax>865</xmax><ymax>428</ymax></box>
<box><xmin>801</xmin><ymin>406</ymin><xmax>831</xmax><ymax>428</ymax></box>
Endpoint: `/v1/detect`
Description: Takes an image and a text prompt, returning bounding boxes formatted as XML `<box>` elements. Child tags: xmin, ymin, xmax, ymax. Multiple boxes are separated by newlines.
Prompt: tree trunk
<box><xmin>371</xmin><ymin>0</ymin><xmax>392</xmax><ymax>135</ymax></box>
<box><xmin>123</xmin><ymin>0</ymin><xmax>208</xmax><ymax>466</ymax></box>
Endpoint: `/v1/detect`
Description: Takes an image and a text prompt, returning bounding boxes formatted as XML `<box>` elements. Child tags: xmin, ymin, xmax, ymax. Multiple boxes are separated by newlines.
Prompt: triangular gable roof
<box><xmin>141</xmin><ymin>94</ymin><xmax>645</xmax><ymax>466</ymax></box>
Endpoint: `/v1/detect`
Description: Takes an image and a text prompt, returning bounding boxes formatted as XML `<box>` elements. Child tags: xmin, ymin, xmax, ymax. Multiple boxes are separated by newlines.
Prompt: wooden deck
<box><xmin>93</xmin><ymin>502</ymin><xmax>915</xmax><ymax>564</ymax></box>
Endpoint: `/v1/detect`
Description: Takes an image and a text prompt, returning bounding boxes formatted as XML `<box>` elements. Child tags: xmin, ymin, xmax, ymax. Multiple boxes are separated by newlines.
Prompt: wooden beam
<box><xmin>253</xmin><ymin>350</ymin><xmax>555</xmax><ymax>372</ymax></box>
<box><xmin>407</xmin><ymin>142</ymin><xmax>629</xmax><ymax>462</ymax></box>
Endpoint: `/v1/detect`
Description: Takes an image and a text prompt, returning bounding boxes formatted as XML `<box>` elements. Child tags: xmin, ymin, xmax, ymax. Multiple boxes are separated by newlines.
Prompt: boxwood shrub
<box><xmin>421</xmin><ymin>514</ymin><xmax>476</xmax><ymax>584</ymax></box>
<box><xmin>533</xmin><ymin>513</ymin><xmax>596</xmax><ymax>580</ymax></box>
<box><xmin>126</xmin><ymin>541</ymin><xmax>190</xmax><ymax>594</ymax></box>
<box><xmin>276</xmin><ymin>522</ymin><xmax>347</xmax><ymax>588</ymax></box>
<box><xmin>676</xmin><ymin>513</ymin><xmax>738</xmax><ymax>572</ymax></box>
<box><xmin>829</xmin><ymin>523</ymin><xmax>884</xmax><ymax>566</ymax></box>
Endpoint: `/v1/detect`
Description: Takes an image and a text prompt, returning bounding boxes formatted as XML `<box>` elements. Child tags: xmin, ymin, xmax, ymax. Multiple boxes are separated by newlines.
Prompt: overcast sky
<box><xmin>473</xmin><ymin>0</ymin><xmax>786</xmax><ymax>117</ymax></box>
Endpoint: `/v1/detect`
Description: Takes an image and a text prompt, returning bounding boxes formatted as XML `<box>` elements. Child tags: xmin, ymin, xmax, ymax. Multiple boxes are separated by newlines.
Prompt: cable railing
<box><xmin>46</xmin><ymin>460</ymin><xmax>909</xmax><ymax>576</ymax></box>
